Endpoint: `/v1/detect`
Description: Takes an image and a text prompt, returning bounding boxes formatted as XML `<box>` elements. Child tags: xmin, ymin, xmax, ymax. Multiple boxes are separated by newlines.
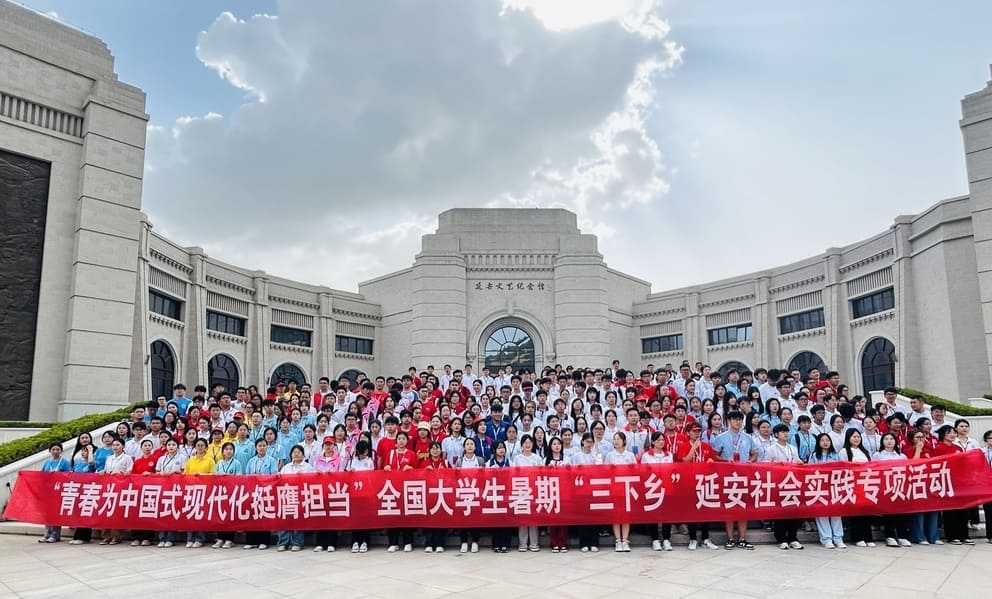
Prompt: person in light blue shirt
<box><xmin>263</xmin><ymin>426</ymin><xmax>288</xmax><ymax>468</ymax></box>
<box><xmin>710</xmin><ymin>411</ymin><xmax>757</xmax><ymax>550</ymax></box>
<box><xmin>232</xmin><ymin>424</ymin><xmax>255</xmax><ymax>469</ymax></box>
<box><xmin>244</xmin><ymin>439</ymin><xmax>278</xmax><ymax>550</ymax></box>
<box><xmin>276</xmin><ymin>417</ymin><xmax>300</xmax><ymax>449</ymax></box>
<box><xmin>807</xmin><ymin>434</ymin><xmax>846</xmax><ymax>548</ymax></box>
<box><xmin>93</xmin><ymin>431</ymin><xmax>116</xmax><ymax>473</ymax></box>
<box><xmin>39</xmin><ymin>443</ymin><xmax>71</xmax><ymax>543</ymax></box>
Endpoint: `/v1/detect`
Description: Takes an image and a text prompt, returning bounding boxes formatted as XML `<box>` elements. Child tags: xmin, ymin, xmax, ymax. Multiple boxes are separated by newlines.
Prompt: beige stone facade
<box><xmin>3</xmin><ymin>2</ymin><xmax>992</xmax><ymax>421</ymax></box>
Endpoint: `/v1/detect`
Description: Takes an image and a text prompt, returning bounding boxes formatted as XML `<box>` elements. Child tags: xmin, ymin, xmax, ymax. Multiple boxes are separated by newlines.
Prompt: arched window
<box><xmin>484</xmin><ymin>326</ymin><xmax>535</xmax><ymax>373</ymax></box>
<box><xmin>150</xmin><ymin>340</ymin><xmax>175</xmax><ymax>399</ymax></box>
<box><xmin>270</xmin><ymin>363</ymin><xmax>306</xmax><ymax>387</ymax></box>
<box><xmin>716</xmin><ymin>360</ymin><xmax>750</xmax><ymax>381</ymax></box>
<box><xmin>337</xmin><ymin>369</ymin><xmax>366</xmax><ymax>391</ymax></box>
<box><xmin>788</xmin><ymin>351</ymin><xmax>828</xmax><ymax>378</ymax></box>
<box><xmin>861</xmin><ymin>338</ymin><xmax>895</xmax><ymax>392</ymax></box>
<box><xmin>207</xmin><ymin>354</ymin><xmax>239</xmax><ymax>394</ymax></box>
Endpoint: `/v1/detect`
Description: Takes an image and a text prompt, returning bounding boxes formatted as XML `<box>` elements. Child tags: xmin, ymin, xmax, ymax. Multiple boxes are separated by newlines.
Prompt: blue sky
<box><xmin>18</xmin><ymin>0</ymin><xmax>992</xmax><ymax>291</ymax></box>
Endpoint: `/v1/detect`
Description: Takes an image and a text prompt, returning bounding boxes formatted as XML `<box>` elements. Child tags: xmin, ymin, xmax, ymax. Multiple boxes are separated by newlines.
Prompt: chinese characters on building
<box><xmin>473</xmin><ymin>281</ymin><xmax>549</xmax><ymax>292</ymax></box>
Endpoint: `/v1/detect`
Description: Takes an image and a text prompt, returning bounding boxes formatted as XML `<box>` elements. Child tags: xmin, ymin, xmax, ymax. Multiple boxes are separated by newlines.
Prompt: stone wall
<box><xmin>0</xmin><ymin>149</ymin><xmax>50</xmax><ymax>420</ymax></box>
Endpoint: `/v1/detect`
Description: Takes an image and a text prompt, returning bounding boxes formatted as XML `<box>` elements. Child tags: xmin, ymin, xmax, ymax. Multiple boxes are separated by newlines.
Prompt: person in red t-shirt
<box><xmin>384</xmin><ymin>431</ymin><xmax>417</xmax><ymax>552</ymax></box>
<box><xmin>411</xmin><ymin>422</ymin><xmax>433</xmax><ymax>465</ymax></box>
<box><xmin>130</xmin><ymin>438</ymin><xmax>158</xmax><ymax>546</ymax></box>
<box><xmin>661</xmin><ymin>414</ymin><xmax>689</xmax><ymax>458</ymax></box>
<box><xmin>679</xmin><ymin>422</ymin><xmax>719</xmax><ymax>550</ymax></box>
<box><xmin>902</xmin><ymin>429</ymin><xmax>934</xmax><ymax>460</ymax></box>
<box><xmin>376</xmin><ymin>416</ymin><xmax>400</xmax><ymax>470</ymax></box>
<box><xmin>421</xmin><ymin>441</ymin><xmax>448</xmax><ymax>552</ymax></box>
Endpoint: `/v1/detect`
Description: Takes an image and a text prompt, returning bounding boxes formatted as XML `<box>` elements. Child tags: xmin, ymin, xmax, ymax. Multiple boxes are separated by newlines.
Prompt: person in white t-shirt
<box><xmin>764</xmin><ymin>424</ymin><xmax>804</xmax><ymax>550</ymax></box>
<box><xmin>512</xmin><ymin>435</ymin><xmax>544</xmax><ymax>551</ymax></box>
<box><xmin>604</xmin><ymin>432</ymin><xmax>637</xmax><ymax>552</ymax></box>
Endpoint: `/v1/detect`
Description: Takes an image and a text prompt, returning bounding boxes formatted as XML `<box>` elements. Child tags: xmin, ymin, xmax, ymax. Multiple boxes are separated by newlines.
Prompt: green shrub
<box><xmin>896</xmin><ymin>388</ymin><xmax>992</xmax><ymax>417</ymax></box>
<box><xmin>0</xmin><ymin>405</ymin><xmax>136</xmax><ymax>467</ymax></box>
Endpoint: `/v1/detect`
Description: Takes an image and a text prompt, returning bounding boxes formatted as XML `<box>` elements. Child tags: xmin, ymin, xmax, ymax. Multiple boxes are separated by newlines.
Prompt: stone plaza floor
<box><xmin>0</xmin><ymin>532</ymin><xmax>987</xmax><ymax>599</ymax></box>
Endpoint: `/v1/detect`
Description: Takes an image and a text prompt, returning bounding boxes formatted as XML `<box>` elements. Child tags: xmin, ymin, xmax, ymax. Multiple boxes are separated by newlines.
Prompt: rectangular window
<box><xmin>335</xmin><ymin>335</ymin><xmax>373</xmax><ymax>355</ymax></box>
<box><xmin>641</xmin><ymin>334</ymin><xmax>683</xmax><ymax>354</ymax></box>
<box><xmin>707</xmin><ymin>323</ymin><xmax>753</xmax><ymax>346</ymax></box>
<box><xmin>851</xmin><ymin>287</ymin><xmax>894</xmax><ymax>319</ymax></box>
<box><xmin>271</xmin><ymin>324</ymin><xmax>312</xmax><ymax>347</ymax></box>
<box><xmin>206</xmin><ymin>310</ymin><xmax>246</xmax><ymax>337</ymax></box>
<box><xmin>778</xmin><ymin>308</ymin><xmax>825</xmax><ymax>335</ymax></box>
<box><xmin>149</xmin><ymin>289</ymin><xmax>182</xmax><ymax>320</ymax></box>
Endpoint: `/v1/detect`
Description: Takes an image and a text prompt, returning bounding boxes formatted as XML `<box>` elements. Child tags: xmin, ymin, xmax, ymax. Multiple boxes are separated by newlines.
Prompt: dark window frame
<box><xmin>149</xmin><ymin>289</ymin><xmax>182</xmax><ymax>320</ymax></box>
<box><xmin>206</xmin><ymin>310</ymin><xmax>246</xmax><ymax>337</ymax></box>
<box><xmin>707</xmin><ymin>323</ymin><xmax>753</xmax><ymax>346</ymax></box>
<box><xmin>641</xmin><ymin>333</ymin><xmax>684</xmax><ymax>354</ymax></box>
<box><xmin>851</xmin><ymin>288</ymin><xmax>894</xmax><ymax>319</ymax></box>
<box><xmin>779</xmin><ymin>308</ymin><xmax>825</xmax><ymax>335</ymax></box>
<box><xmin>335</xmin><ymin>335</ymin><xmax>373</xmax><ymax>355</ymax></box>
<box><xmin>271</xmin><ymin>324</ymin><xmax>312</xmax><ymax>347</ymax></box>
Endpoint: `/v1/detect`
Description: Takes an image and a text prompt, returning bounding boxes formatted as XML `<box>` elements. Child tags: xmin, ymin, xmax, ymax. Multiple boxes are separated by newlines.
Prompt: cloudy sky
<box><xmin>25</xmin><ymin>0</ymin><xmax>992</xmax><ymax>292</ymax></box>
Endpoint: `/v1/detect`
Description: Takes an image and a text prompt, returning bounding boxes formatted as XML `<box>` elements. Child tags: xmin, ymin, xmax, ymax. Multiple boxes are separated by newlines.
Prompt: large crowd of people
<box><xmin>38</xmin><ymin>360</ymin><xmax>992</xmax><ymax>553</ymax></box>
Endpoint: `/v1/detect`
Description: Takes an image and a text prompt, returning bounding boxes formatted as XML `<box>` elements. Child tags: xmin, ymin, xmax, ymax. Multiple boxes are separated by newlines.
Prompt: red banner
<box><xmin>5</xmin><ymin>452</ymin><xmax>991</xmax><ymax>531</ymax></box>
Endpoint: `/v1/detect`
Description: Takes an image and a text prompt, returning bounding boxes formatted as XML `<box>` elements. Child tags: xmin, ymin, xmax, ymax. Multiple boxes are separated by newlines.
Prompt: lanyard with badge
<box><xmin>731</xmin><ymin>433</ymin><xmax>743</xmax><ymax>462</ymax></box>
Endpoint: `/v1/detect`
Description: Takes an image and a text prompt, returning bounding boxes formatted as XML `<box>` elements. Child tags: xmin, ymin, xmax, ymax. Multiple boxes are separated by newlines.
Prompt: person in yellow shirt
<box><xmin>222</xmin><ymin>421</ymin><xmax>239</xmax><ymax>445</ymax></box>
<box><xmin>207</xmin><ymin>427</ymin><xmax>226</xmax><ymax>462</ymax></box>
<box><xmin>183</xmin><ymin>438</ymin><xmax>215</xmax><ymax>548</ymax></box>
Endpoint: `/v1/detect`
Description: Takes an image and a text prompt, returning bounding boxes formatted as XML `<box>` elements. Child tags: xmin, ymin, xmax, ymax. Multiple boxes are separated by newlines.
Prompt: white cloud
<box><xmin>143</xmin><ymin>0</ymin><xmax>681</xmax><ymax>290</ymax></box>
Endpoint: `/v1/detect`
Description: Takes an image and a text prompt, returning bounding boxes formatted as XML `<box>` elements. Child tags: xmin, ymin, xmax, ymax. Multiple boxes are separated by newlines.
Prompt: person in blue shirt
<box><xmin>170</xmin><ymin>383</ymin><xmax>191</xmax><ymax>416</ymax></box>
<box><xmin>212</xmin><ymin>441</ymin><xmax>244</xmax><ymax>549</ymax></box>
<box><xmin>244</xmin><ymin>439</ymin><xmax>279</xmax><ymax>550</ymax></box>
<box><xmin>255</xmin><ymin>427</ymin><xmax>292</xmax><ymax>469</ymax></box>
<box><xmin>269</xmin><ymin>424</ymin><xmax>292</xmax><ymax>466</ymax></box>
<box><xmin>260</xmin><ymin>400</ymin><xmax>280</xmax><ymax>431</ymax></box>
<box><xmin>39</xmin><ymin>443</ymin><xmax>71</xmax><ymax>543</ymax></box>
<box><xmin>93</xmin><ymin>431</ymin><xmax>116</xmax><ymax>473</ymax></box>
<box><xmin>807</xmin><ymin>433</ymin><xmax>845</xmax><ymax>548</ymax></box>
<box><xmin>288</xmin><ymin>409</ymin><xmax>307</xmax><ymax>441</ymax></box>
<box><xmin>710</xmin><ymin>411</ymin><xmax>757</xmax><ymax>550</ymax></box>
<box><xmin>485</xmin><ymin>404</ymin><xmax>509</xmax><ymax>442</ymax></box>
<box><xmin>232</xmin><ymin>423</ymin><xmax>255</xmax><ymax>469</ymax></box>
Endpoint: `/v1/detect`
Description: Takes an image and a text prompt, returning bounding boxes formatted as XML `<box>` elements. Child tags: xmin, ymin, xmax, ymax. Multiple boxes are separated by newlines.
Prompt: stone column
<box><xmin>552</xmin><ymin>235</ymin><xmax>609</xmax><ymax>366</ymax></box>
<box><xmin>249</xmin><ymin>271</ymin><xmax>269</xmax><ymax>386</ymax></box>
<box><xmin>684</xmin><ymin>291</ymin><xmax>702</xmax><ymax>362</ymax></box>
<box><xmin>961</xmin><ymin>66</ymin><xmax>992</xmax><ymax>392</ymax></box>
<box><xmin>185</xmin><ymin>249</ymin><xmax>208</xmax><ymax>387</ymax></box>
<box><xmin>317</xmin><ymin>290</ymin><xmax>334</xmax><ymax>380</ymax></box>
<box><xmin>891</xmin><ymin>218</ymin><xmax>921</xmax><ymax>390</ymax></box>
<box><xmin>410</xmin><ymin>234</ymin><xmax>468</xmax><ymax>368</ymax></box>
<box><xmin>822</xmin><ymin>250</ymin><xmax>847</xmax><ymax>376</ymax></box>
<box><xmin>128</xmin><ymin>216</ymin><xmax>153</xmax><ymax>404</ymax></box>
<box><xmin>58</xmin><ymin>79</ymin><xmax>148</xmax><ymax>419</ymax></box>
<box><xmin>753</xmin><ymin>276</ymin><xmax>772</xmax><ymax>367</ymax></box>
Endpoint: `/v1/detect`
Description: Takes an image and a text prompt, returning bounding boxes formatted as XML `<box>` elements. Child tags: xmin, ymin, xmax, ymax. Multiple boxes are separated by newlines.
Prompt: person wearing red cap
<box><xmin>678</xmin><ymin>421</ymin><xmax>720</xmax><ymax>550</ymax></box>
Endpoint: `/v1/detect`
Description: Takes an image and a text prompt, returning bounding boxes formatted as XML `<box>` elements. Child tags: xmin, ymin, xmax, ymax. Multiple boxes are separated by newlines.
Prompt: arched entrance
<box><xmin>207</xmin><ymin>353</ymin><xmax>240</xmax><ymax>394</ymax></box>
<box><xmin>270</xmin><ymin>363</ymin><xmax>307</xmax><ymax>387</ymax></box>
<box><xmin>150</xmin><ymin>340</ymin><xmax>176</xmax><ymax>399</ymax></box>
<box><xmin>861</xmin><ymin>337</ymin><xmax>895</xmax><ymax>392</ymax></box>
<box><xmin>788</xmin><ymin>351</ymin><xmax>827</xmax><ymax>378</ymax></box>
<box><xmin>479</xmin><ymin>318</ymin><xmax>541</xmax><ymax>374</ymax></box>
<box><xmin>716</xmin><ymin>360</ymin><xmax>750</xmax><ymax>380</ymax></box>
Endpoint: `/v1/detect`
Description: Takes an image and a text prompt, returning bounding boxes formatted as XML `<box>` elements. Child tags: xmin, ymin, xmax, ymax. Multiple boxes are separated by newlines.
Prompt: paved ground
<box><xmin>0</xmin><ymin>532</ymin><xmax>987</xmax><ymax>599</ymax></box>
